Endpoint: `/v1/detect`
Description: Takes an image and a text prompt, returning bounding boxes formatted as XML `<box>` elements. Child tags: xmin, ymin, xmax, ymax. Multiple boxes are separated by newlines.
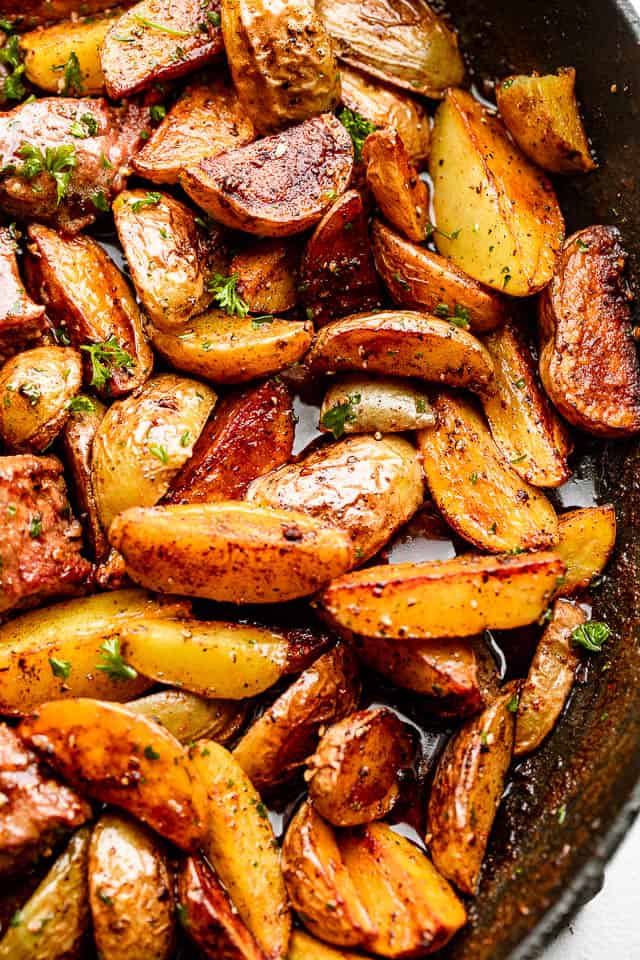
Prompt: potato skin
<box><xmin>232</xmin><ymin>240</ymin><xmax>299</xmax><ymax>316</ymax></box>
<box><xmin>1</xmin><ymin>0</ymin><xmax>132</xmax><ymax>28</ymax></box>
<box><xmin>0</xmin><ymin>227</ymin><xmax>45</xmax><ymax>358</ymax></box>
<box><xmin>538</xmin><ymin>225</ymin><xmax>640</xmax><ymax>437</ymax></box>
<box><xmin>288</xmin><ymin>931</ymin><xmax>364</xmax><ymax>960</ymax></box>
<box><xmin>319</xmin><ymin>375</ymin><xmax>434</xmax><ymax>435</ymax></box>
<box><xmin>556</xmin><ymin>505</ymin><xmax>617</xmax><ymax>595</ymax></box>
<box><xmin>362</xmin><ymin>128</ymin><xmax>429</xmax><ymax>243</ymax></box>
<box><xmin>21</xmin><ymin>15</ymin><xmax>115</xmax><ymax>95</ymax></box>
<box><xmin>128</xmin><ymin>689</ymin><xmax>247</xmax><ymax>745</ymax></box>
<box><xmin>61</xmin><ymin>396</ymin><xmax>109</xmax><ymax>561</ymax></box>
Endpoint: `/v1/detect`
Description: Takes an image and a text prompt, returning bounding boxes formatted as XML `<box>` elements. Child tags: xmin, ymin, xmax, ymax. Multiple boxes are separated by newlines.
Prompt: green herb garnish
<box><xmin>96</xmin><ymin>637</ymin><xmax>137</xmax><ymax>682</ymax></box>
<box><xmin>571</xmin><ymin>621</ymin><xmax>611</xmax><ymax>653</ymax></box>
<box><xmin>29</xmin><ymin>513</ymin><xmax>42</xmax><ymax>538</ymax></box>
<box><xmin>321</xmin><ymin>393</ymin><xmax>361</xmax><ymax>439</ymax></box>
<box><xmin>80</xmin><ymin>336</ymin><xmax>134</xmax><ymax>389</ymax></box>
<box><xmin>133</xmin><ymin>15</ymin><xmax>195</xmax><ymax>37</ymax></box>
<box><xmin>67</xmin><ymin>395</ymin><xmax>96</xmax><ymax>414</ymax></box>
<box><xmin>143</xmin><ymin>744</ymin><xmax>161</xmax><ymax>760</ymax></box>
<box><xmin>11</xmin><ymin>143</ymin><xmax>77</xmax><ymax>205</ymax></box>
<box><xmin>130</xmin><ymin>191</ymin><xmax>162</xmax><ymax>213</ymax></box>
<box><xmin>337</xmin><ymin>107</ymin><xmax>377</xmax><ymax>162</ymax></box>
<box><xmin>0</xmin><ymin>35</ymin><xmax>26</xmax><ymax>101</ymax></box>
<box><xmin>148</xmin><ymin>443</ymin><xmax>169</xmax><ymax>464</ymax></box>
<box><xmin>49</xmin><ymin>657</ymin><xmax>72</xmax><ymax>680</ymax></box>
<box><xmin>206</xmin><ymin>273</ymin><xmax>249</xmax><ymax>317</ymax></box>
<box><xmin>53</xmin><ymin>51</ymin><xmax>84</xmax><ymax>95</ymax></box>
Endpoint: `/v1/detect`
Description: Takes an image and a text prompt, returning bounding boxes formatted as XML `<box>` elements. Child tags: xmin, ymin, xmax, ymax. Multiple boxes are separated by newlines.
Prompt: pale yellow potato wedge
<box><xmin>128</xmin><ymin>689</ymin><xmax>247</xmax><ymax>745</ymax></box>
<box><xmin>555</xmin><ymin>505</ymin><xmax>617</xmax><ymax>595</ymax></box>
<box><xmin>288</xmin><ymin>930</ymin><xmax>364</xmax><ymax>960</ymax></box>
<box><xmin>109</xmin><ymin>502</ymin><xmax>354</xmax><ymax>603</ymax></box>
<box><xmin>429</xmin><ymin>89</ymin><xmax>564</xmax><ymax>296</ymax></box>
<box><xmin>318</xmin><ymin>551</ymin><xmax>565</xmax><ymax>640</ymax></box>
<box><xmin>319</xmin><ymin>375</ymin><xmax>434</xmax><ymax>435</ymax></box>
<box><xmin>20</xmin><ymin>15</ymin><xmax>115</xmax><ymax>95</ymax></box>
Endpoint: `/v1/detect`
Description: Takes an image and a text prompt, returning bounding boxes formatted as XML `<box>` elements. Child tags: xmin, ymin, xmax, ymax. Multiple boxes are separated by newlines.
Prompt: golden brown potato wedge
<box><xmin>318</xmin><ymin>551</ymin><xmax>566</xmax><ymax>640</ymax></box>
<box><xmin>555</xmin><ymin>505</ymin><xmax>617</xmax><ymax>595</ymax></box>
<box><xmin>109</xmin><ymin>501</ymin><xmax>354</xmax><ymax>603</ymax></box>
<box><xmin>61</xmin><ymin>395</ymin><xmax>109</xmax><ymax>561</ymax></box>
<box><xmin>362</xmin><ymin>128</ymin><xmax>429</xmax><ymax>243</ymax></box>
<box><xmin>418</xmin><ymin>392</ymin><xmax>559</xmax><ymax>553</ymax></box>
<box><xmin>128</xmin><ymin>689</ymin><xmax>247</xmax><ymax>745</ymax></box>
<box><xmin>231</xmin><ymin>240</ymin><xmax>299</xmax><ymax>316</ymax></box>
<box><xmin>190</xmin><ymin>741</ymin><xmax>291</xmax><ymax>960</ymax></box>
<box><xmin>339</xmin><ymin>823</ymin><xmax>466</xmax><ymax>957</ymax></box>
<box><xmin>308</xmin><ymin>310</ymin><xmax>494</xmax><ymax>393</ymax></box>
<box><xmin>538</xmin><ymin>226</ymin><xmax>640</xmax><ymax>437</ymax></box>
<box><xmin>288</xmin><ymin>930</ymin><xmax>364</xmax><ymax>960</ymax></box>
<box><xmin>371</xmin><ymin>219</ymin><xmax>507</xmax><ymax>334</ymax></box>
<box><xmin>319</xmin><ymin>375</ymin><xmax>434</xmax><ymax>435</ymax></box>
<box><xmin>429</xmin><ymin>89</ymin><xmax>564</xmax><ymax>296</ymax></box>
<box><xmin>427</xmin><ymin>686</ymin><xmax>517</xmax><ymax>895</ymax></box>
<box><xmin>20</xmin><ymin>698</ymin><xmax>209</xmax><ymax>851</ymax></box>
<box><xmin>89</xmin><ymin>812</ymin><xmax>175</xmax><ymax>960</ymax></box>
<box><xmin>20</xmin><ymin>15</ymin><xmax>115</xmax><ymax>95</ymax></box>
<box><xmin>233</xmin><ymin>645</ymin><xmax>361</xmax><ymax>791</ymax></box>
<box><xmin>180</xmin><ymin>114</ymin><xmax>353</xmax><ymax>236</ymax></box>
<box><xmin>247</xmin><ymin>434</ymin><xmax>424</xmax><ymax>563</ymax></box>
<box><xmin>496</xmin><ymin>68</ymin><xmax>596</xmax><ymax>175</ymax></box>
<box><xmin>482</xmin><ymin>322</ymin><xmax>573</xmax><ymax>487</ymax></box>
<box><xmin>281</xmin><ymin>800</ymin><xmax>375</xmax><ymax>947</ymax></box>
<box><xmin>0</xmin><ymin>227</ymin><xmax>45</xmax><ymax>357</ymax></box>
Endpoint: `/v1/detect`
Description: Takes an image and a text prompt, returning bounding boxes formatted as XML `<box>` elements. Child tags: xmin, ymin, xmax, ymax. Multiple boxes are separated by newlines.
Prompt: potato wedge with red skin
<box><xmin>181</xmin><ymin>114</ymin><xmax>353</xmax><ymax>236</ymax></box>
<box><xmin>133</xmin><ymin>77</ymin><xmax>256</xmax><ymax>185</ymax></box>
<box><xmin>538</xmin><ymin>226</ymin><xmax>640</xmax><ymax>437</ymax></box>
<box><xmin>308</xmin><ymin>310</ymin><xmax>494</xmax><ymax>393</ymax></box>
<box><xmin>299</xmin><ymin>190</ymin><xmax>384</xmax><ymax>327</ymax></box>
<box><xmin>20</xmin><ymin>698</ymin><xmax>209</xmax><ymax>851</ymax></box>
<box><xmin>101</xmin><ymin>0</ymin><xmax>223</xmax><ymax>99</ymax></box>
<box><xmin>427</xmin><ymin>686</ymin><xmax>517</xmax><ymax>895</ymax></box>
<box><xmin>62</xmin><ymin>396</ymin><xmax>109</xmax><ymax>561</ymax></box>
<box><xmin>555</xmin><ymin>505</ymin><xmax>617</xmax><ymax>595</ymax></box>
<box><xmin>0</xmin><ymin>227</ymin><xmax>45</xmax><ymax>356</ymax></box>
<box><xmin>371</xmin><ymin>219</ymin><xmax>506</xmax><ymax>335</ymax></box>
<box><xmin>20</xmin><ymin>15</ymin><xmax>116</xmax><ymax>96</ymax></box>
<box><xmin>232</xmin><ymin>240</ymin><xmax>299</xmax><ymax>316</ymax></box>
<box><xmin>362</xmin><ymin>129</ymin><xmax>429</xmax><ymax>243</ymax></box>
<box><xmin>166</xmin><ymin>379</ymin><xmax>294</xmax><ymax>504</ymax></box>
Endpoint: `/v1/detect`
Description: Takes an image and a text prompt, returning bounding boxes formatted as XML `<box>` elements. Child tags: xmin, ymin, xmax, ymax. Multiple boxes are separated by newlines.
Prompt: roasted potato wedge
<box><xmin>180</xmin><ymin>114</ymin><xmax>353</xmax><ymax>236</ymax></box>
<box><xmin>128</xmin><ymin>689</ymin><xmax>247</xmax><ymax>745</ymax></box>
<box><xmin>319</xmin><ymin>375</ymin><xmax>434</xmax><ymax>435</ymax></box>
<box><xmin>89</xmin><ymin>812</ymin><xmax>175</xmax><ymax>960</ymax></box>
<box><xmin>318</xmin><ymin>551</ymin><xmax>565</xmax><ymax>640</ymax></box>
<box><xmin>231</xmin><ymin>240</ymin><xmax>299</xmax><ymax>316</ymax></box>
<box><xmin>109</xmin><ymin>501</ymin><xmax>354</xmax><ymax>603</ymax></box>
<box><xmin>0</xmin><ymin>345</ymin><xmax>82</xmax><ymax>453</ymax></box>
<box><xmin>418</xmin><ymin>392</ymin><xmax>559</xmax><ymax>553</ymax></box>
<box><xmin>429</xmin><ymin>89</ymin><xmax>564</xmax><ymax>296</ymax></box>
<box><xmin>482</xmin><ymin>322</ymin><xmax>573</xmax><ymax>487</ymax></box>
<box><xmin>20</xmin><ymin>15</ymin><xmax>115</xmax><ymax>95</ymax></box>
<box><xmin>362</xmin><ymin>128</ymin><xmax>429</xmax><ymax>243</ymax></box>
<box><xmin>281</xmin><ymin>800</ymin><xmax>375</xmax><ymax>947</ymax></box>
<box><xmin>20</xmin><ymin>699</ymin><xmax>209</xmax><ymax>851</ymax></box>
<box><xmin>555</xmin><ymin>504</ymin><xmax>617</xmax><ymax>595</ymax></box>
<box><xmin>288</xmin><ymin>930</ymin><xmax>364</xmax><ymax>960</ymax></box>
<box><xmin>233</xmin><ymin>644</ymin><xmax>361</xmax><ymax>791</ymax></box>
<box><xmin>61</xmin><ymin>395</ymin><xmax>109</xmax><ymax>561</ymax></box>
<box><xmin>371</xmin><ymin>219</ymin><xmax>506</xmax><ymax>334</ymax></box>
<box><xmin>496</xmin><ymin>68</ymin><xmax>596</xmax><ymax>175</ymax></box>
<box><xmin>190</xmin><ymin>741</ymin><xmax>291</xmax><ymax>960</ymax></box>
<box><xmin>0</xmin><ymin>227</ymin><xmax>45</xmax><ymax>355</ymax></box>
<box><xmin>538</xmin><ymin>226</ymin><xmax>640</xmax><ymax>436</ymax></box>
<box><xmin>427</xmin><ymin>686</ymin><xmax>517</xmax><ymax>895</ymax></box>
<box><xmin>2</xmin><ymin>0</ymin><xmax>131</xmax><ymax>28</ymax></box>
<box><xmin>308</xmin><ymin>310</ymin><xmax>494</xmax><ymax>393</ymax></box>
<box><xmin>247</xmin><ymin>434</ymin><xmax>423</xmax><ymax>563</ymax></box>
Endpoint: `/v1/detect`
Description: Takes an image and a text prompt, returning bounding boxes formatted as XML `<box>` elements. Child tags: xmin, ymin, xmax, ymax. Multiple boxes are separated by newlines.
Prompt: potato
<box><xmin>288</xmin><ymin>930</ymin><xmax>364</xmax><ymax>960</ymax></box>
<box><xmin>89</xmin><ymin>813</ymin><xmax>175</xmax><ymax>960</ymax></box>
<box><xmin>109</xmin><ymin>501</ymin><xmax>354</xmax><ymax>603</ymax></box>
<box><xmin>0</xmin><ymin>346</ymin><xmax>82</xmax><ymax>453</ymax></box>
<box><xmin>128</xmin><ymin>689</ymin><xmax>247</xmax><ymax>745</ymax></box>
<box><xmin>20</xmin><ymin>698</ymin><xmax>209</xmax><ymax>851</ymax></box>
<box><xmin>555</xmin><ymin>505</ymin><xmax>617</xmax><ymax>595</ymax></box>
<box><xmin>20</xmin><ymin>15</ymin><xmax>115</xmax><ymax>95</ymax></box>
<box><xmin>319</xmin><ymin>375</ymin><xmax>434</xmax><ymax>435</ymax></box>
<box><xmin>371</xmin><ymin>219</ymin><xmax>506</xmax><ymax>335</ymax></box>
<box><xmin>0</xmin><ymin>589</ymin><xmax>189</xmax><ymax>715</ymax></box>
<box><xmin>0</xmin><ymin>827</ymin><xmax>90</xmax><ymax>960</ymax></box>
<box><xmin>26</xmin><ymin>225</ymin><xmax>153</xmax><ymax>399</ymax></box>
<box><xmin>233</xmin><ymin>645</ymin><xmax>361</xmax><ymax>791</ymax></box>
<box><xmin>247</xmin><ymin>434</ymin><xmax>424</xmax><ymax>563</ymax></box>
<box><xmin>101</xmin><ymin>0</ymin><xmax>224</xmax><ymax>98</ymax></box>
<box><xmin>133</xmin><ymin>77</ymin><xmax>256</xmax><ymax>184</ymax></box>
<box><xmin>496</xmin><ymin>68</ymin><xmax>595</xmax><ymax>175</ymax></box>
<box><xmin>112</xmin><ymin>190</ymin><xmax>224</xmax><ymax>331</ymax></box>
<box><xmin>181</xmin><ymin>114</ymin><xmax>353</xmax><ymax>236</ymax></box>
<box><xmin>0</xmin><ymin>226</ymin><xmax>45</xmax><ymax>352</ymax></box>
<box><xmin>317</xmin><ymin>0</ymin><xmax>463</xmax><ymax>98</ymax></box>
<box><xmin>482</xmin><ymin>322</ymin><xmax>572</xmax><ymax>488</ymax></box>
<box><xmin>61</xmin><ymin>395</ymin><xmax>109</xmax><ymax>561</ymax></box>
<box><xmin>3</xmin><ymin>1</ymin><xmax>130</xmax><ymax>29</ymax></box>
<box><xmin>166</xmin><ymin>378</ymin><xmax>294</xmax><ymax>504</ymax></box>
<box><xmin>91</xmin><ymin>374</ymin><xmax>216</xmax><ymax>531</ymax></box>
<box><xmin>429</xmin><ymin>89</ymin><xmax>564</xmax><ymax>296</ymax></box>
<box><xmin>299</xmin><ymin>190</ymin><xmax>383</xmax><ymax>326</ymax></box>
<box><xmin>231</xmin><ymin>240</ymin><xmax>299</xmax><ymax>316</ymax></box>
<box><xmin>308</xmin><ymin>310</ymin><xmax>494</xmax><ymax>393</ymax></box>
<box><xmin>151</xmin><ymin>311</ymin><xmax>313</xmax><ymax>384</ymax></box>
<box><xmin>418</xmin><ymin>391</ymin><xmax>559</xmax><ymax>553</ymax></box>
<box><xmin>221</xmin><ymin>0</ymin><xmax>339</xmax><ymax>133</ymax></box>
<box><xmin>190</xmin><ymin>741</ymin><xmax>291</xmax><ymax>960</ymax></box>
<box><xmin>318</xmin><ymin>551</ymin><xmax>566</xmax><ymax>640</ymax></box>
<box><xmin>362</xmin><ymin>128</ymin><xmax>429</xmax><ymax>243</ymax></box>
<box><xmin>281</xmin><ymin>800</ymin><xmax>374</xmax><ymax>947</ymax></box>
<box><xmin>427</xmin><ymin>686</ymin><xmax>517</xmax><ymax>895</ymax></box>
<box><xmin>538</xmin><ymin>226</ymin><xmax>640</xmax><ymax>437</ymax></box>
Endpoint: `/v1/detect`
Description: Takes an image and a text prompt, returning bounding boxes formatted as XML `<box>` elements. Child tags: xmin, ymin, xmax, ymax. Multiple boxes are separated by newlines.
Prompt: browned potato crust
<box><xmin>538</xmin><ymin>226</ymin><xmax>640</xmax><ymax>436</ymax></box>
<box><xmin>288</xmin><ymin>931</ymin><xmax>363</xmax><ymax>960</ymax></box>
<box><xmin>1</xmin><ymin>1</ymin><xmax>132</xmax><ymax>28</ymax></box>
<box><xmin>61</xmin><ymin>396</ymin><xmax>109</xmax><ymax>561</ymax></box>
<box><xmin>180</xmin><ymin>114</ymin><xmax>353</xmax><ymax>236</ymax></box>
<box><xmin>0</xmin><ymin>227</ymin><xmax>45</xmax><ymax>356</ymax></box>
<box><xmin>20</xmin><ymin>15</ymin><xmax>115</xmax><ymax>96</ymax></box>
<box><xmin>556</xmin><ymin>505</ymin><xmax>617</xmax><ymax>595</ymax></box>
<box><xmin>232</xmin><ymin>239</ymin><xmax>299</xmax><ymax>316</ymax></box>
<box><xmin>362</xmin><ymin>129</ymin><xmax>429</xmax><ymax>243</ymax></box>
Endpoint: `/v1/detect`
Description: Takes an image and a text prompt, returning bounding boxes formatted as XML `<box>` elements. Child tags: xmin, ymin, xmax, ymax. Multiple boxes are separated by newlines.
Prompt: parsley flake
<box><xmin>130</xmin><ymin>191</ymin><xmax>162</xmax><ymax>213</ymax></box>
<box><xmin>143</xmin><ymin>744</ymin><xmax>161</xmax><ymax>761</ymax></box>
<box><xmin>29</xmin><ymin>513</ymin><xmax>42</xmax><ymax>538</ymax></box>
<box><xmin>321</xmin><ymin>393</ymin><xmax>361</xmax><ymax>439</ymax></box>
<box><xmin>67</xmin><ymin>395</ymin><xmax>96</xmax><ymax>414</ymax></box>
<box><xmin>80</xmin><ymin>336</ymin><xmax>134</xmax><ymax>389</ymax></box>
<box><xmin>206</xmin><ymin>273</ymin><xmax>249</xmax><ymax>317</ymax></box>
<box><xmin>49</xmin><ymin>657</ymin><xmax>72</xmax><ymax>680</ymax></box>
<box><xmin>0</xmin><ymin>35</ymin><xmax>26</xmax><ymax>102</ymax></box>
<box><xmin>337</xmin><ymin>107</ymin><xmax>377</xmax><ymax>162</ymax></box>
<box><xmin>96</xmin><ymin>637</ymin><xmax>137</xmax><ymax>682</ymax></box>
<box><xmin>133</xmin><ymin>14</ymin><xmax>195</xmax><ymax>38</ymax></box>
<box><xmin>12</xmin><ymin>143</ymin><xmax>77</xmax><ymax>205</ymax></box>
<box><xmin>571</xmin><ymin>621</ymin><xmax>611</xmax><ymax>653</ymax></box>
<box><xmin>148</xmin><ymin>443</ymin><xmax>169</xmax><ymax>464</ymax></box>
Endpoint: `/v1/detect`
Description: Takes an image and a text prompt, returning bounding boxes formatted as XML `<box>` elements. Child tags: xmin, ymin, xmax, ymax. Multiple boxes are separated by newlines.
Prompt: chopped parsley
<box><xmin>80</xmin><ymin>336</ymin><xmax>134</xmax><ymax>390</ymax></box>
<box><xmin>133</xmin><ymin>15</ymin><xmax>195</xmax><ymax>37</ymax></box>
<box><xmin>557</xmin><ymin>804</ymin><xmax>567</xmax><ymax>825</ymax></box>
<box><xmin>67</xmin><ymin>395</ymin><xmax>96</xmax><ymax>414</ymax></box>
<box><xmin>91</xmin><ymin>189</ymin><xmax>110</xmax><ymax>212</ymax></box>
<box><xmin>9</xmin><ymin>910</ymin><xmax>23</xmax><ymax>928</ymax></box>
<box><xmin>49</xmin><ymin>657</ymin><xmax>72</xmax><ymax>680</ymax></box>
<box><xmin>97</xmin><ymin>890</ymin><xmax>113</xmax><ymax>906</ymax></box>
<box><xmin>9</xmin><ymin>143</ymin><xmax>77</xmax><ymax>205</ymax></box>
<box><xmin>450</xmin><ymin>304</ymin><xmax>471</xmax><ymax>329</ymax></box>
<box><xmin>29</xmin><ymin>513</ymin><xmax>42</xmax><ymax>538</ymax></box>
<box><xmin>470</xmin><ymin>471</ymin><xmax>479</xmax><ymax>485</ymax></box>
<box><xmin>148</xmin><ymin>443</ymin><xmax>169</xmax><ymax>464</ymax></box>
<box><xmin>434</xmin><ymin>302</ymin><xmax>450</xmax><ymax>318</ymax></box>
<box><xmin>143</xmin><ymin>744</ymin><xmax>161</xmax><ymax>761</ymax></box>
<box><xmin>69</xmin><ymin>112</ymin><xmax>98</xmax><ymax>138</ymax></box>
<box><xmin>180</xmin><ymin>431</ymin><xmax>190</xmax><ymax>447</ymax></box>
<box><xmin>130</xmin><ymin>191</ymin><xmax>162</xmax><ymax>213</ymax></box>
<box><xmin>251</xmin><ymin>314</ymin><xmax>274</xmax><ymax>329</ymax></box>
<box><xmin>337</xmin><ymin>107</ymin><xmax>377</xmax><ymax>162</ymax></box>
<box><xmin>0</xmin><ymin>35</ymin><xmax>26</xmax><ymax>102</ymax></box>
<box><xmin>571</xmin><ymin>621</ymin><xmax>611</xmax><ymax>653</ymax></box>
<box><xmin>206</xmin><ymin>273</ymin><xmax>249</xmax><ymax>317</ymax></box>
<box><xmin>207</xmin><ymin>10</ymin><xmax>221</xmax><ymax>26</ymax></box>
<box><xmin>54</xmin><ymin>51</ymin><xmax>84</xmax><ymax>96</ymax></box>
<box><xmin>511</xmin><ymin>453</ymin><xmax>528</xmax><ymax>464</ymax></box>
<box><xmin>576</xmin><ymin>238</ymin><xmax>590</xmax><ymax>252</ymax></box>
<box><xmin>176</xmin><ymin>903</ymin><xmax>189</xmax><ymax>928</ymax></box>
<box><xmin>19</xmin><ymin>382</ymin><xmax>40</xmax><ymax>406</ymax></box>
<box><xmin>150</xmin><ymin>104</ymin><xmax>166</xmax><ymax>122</ymax></box>
<box><xmin>425</xmin><ymin>222</ymin><xmax>461</xmax><ymax>242</ymax></box>
<box><xmin>321</xmin><ymin>393</ymin><xmax>361</xmax><ymax>439</ymax></box>
<box><xmin>513</xmin><ymin>378</ymin><xmax>526</xmax><ymax>390</ymax></box>
<box><xmin>506</xmin><ymin>693</ymin><xmax>519</xmax><ymax>713</ymax></box>
<box><xmin>96</xmin><ymin>637</ymin><xmax>137</xmax><ymax>682</ymax></box>
<box><xmin>502</xmin><ymin>77</ymin><xmax>514</xmax><ymax>89</ymax></box>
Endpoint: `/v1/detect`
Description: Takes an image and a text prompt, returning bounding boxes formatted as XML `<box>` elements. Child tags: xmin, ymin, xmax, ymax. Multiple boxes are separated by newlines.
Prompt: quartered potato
<box><xmin>181</xmin><ymin>114</ymin><xmax>353</xmax><ymax>236</ymax></box>
<box><xmin>0</xmin><ymin>345</ymin><xmax>82</xmax><ymax>453</ymax></box>
<box><xmin>319</xmin><ymin>375</ymin><xmax>434</xmax><ymax>435</ymax></box>
<box><xmin>89</xmin><ymin>813</ymin><xmax>175</xmax><ymax>960</ymax></box>
<box><xmin>20</xmin><ymin>698</ymin><xmax>209</xmax><ymax>851</ymax></box>
<box><xmin>418</xmin><ymin>391</ymin><xmax>559</xmax><ymax>553</ymax></box>
<box><xmin>362</xmin><ymin>128</ymin><xmax>429</xmax><ymax>243</ymax></box>
<box><xmin>288</xmin><ymin>930</ymin><xmax>364</xmax><ymax>960</ymax></box>
<box><xmin>538</xmin><ymin>226</ymin><xmax>640</xmax><ymax>437</ymax></box>
<box><xmin>496</xmin><ymin>68</ymin><xmax>596</xmax><ymax>174</ymax></box>
<box><xmin>427</xmin><ymin>686</ymin><xmax>517</xmax><ymax>895</ymax></box>
<box><xmin>0</xmin><ymin>227</ymin><xmax>45</xmax><ymax>355</ymax></box>
<box><xmin>308</xmin><ymin>310</ymin><xmax>495</xmax><ymax>393</ymax></box>
<box><xmin>61</xmin><ymin>395</ymin><xmax>109</xmax><ymax>561</ymax></box>
<box><xmin>232</xmin><ymin>240</ymin><xmax>299</xmax><ymax>316</ymax></box>
<box><xmin>556</xmin><ymin>504</ymin><xmax>617</xmax><ymax>595</ymax></box>
<box><xmin>128</xmin><ymin>689</ymin><xmax>247</xmax><ymax>745</ymax></box>
<box><xmin>20</xmin><ymin>15</ymin><xmax>116</xmax><ymax>95</ymax></box>
<box><xmin>429</xmin><ymin>89</ymin><xmax>564</xmax><ymax>296</ymax></box>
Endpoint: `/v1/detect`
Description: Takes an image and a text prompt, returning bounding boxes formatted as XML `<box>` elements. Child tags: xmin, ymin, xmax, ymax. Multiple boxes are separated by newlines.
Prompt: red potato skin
<box><xmin>362</xmin><ymin>128</ymin><xmax>430</xmax><ymax>243</ymax></box>
<box><xmin>0</xmin><ymin>227</ymin><xmax>45</xmax><ymax>360</ymax></box>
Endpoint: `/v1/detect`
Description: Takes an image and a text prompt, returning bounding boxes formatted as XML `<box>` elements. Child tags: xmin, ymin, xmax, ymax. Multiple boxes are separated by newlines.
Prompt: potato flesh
<box><xmin>62</xmin><ymin>396</ymin><xmax>109</xmax><ymax>561</ymax></box>
<box><xmin>128</xmin><ymin>689</ymin><xmax>247</xmax><ymax>745</ymax></box>
<box><xmin>21</xmin><ymin>16</ymin><xmax>115</xmax><ymax>95</ymax></box>
<box><xmin>555</xmin><ymin>505</ymin><xmax>617</xmax><ymax>595</ymax></box>
<box><xmin>319</xmin><ymin>375</ymin><xmax>434</xmax><ymax>435</ymax></box>
<box><xmin>362</xmin><ymin>128</ymin><xmax>429</xmax><ymax>243</ymax></box>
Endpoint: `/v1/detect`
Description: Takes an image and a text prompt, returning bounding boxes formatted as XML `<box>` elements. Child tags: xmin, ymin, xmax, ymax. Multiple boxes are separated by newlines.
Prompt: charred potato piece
<box><xmin>427</xmin><ymin>686</ymin><xmax>517</xmax><ymax>895</ymax></box>
<box><xmin>429</xmin><ymin>89</ymin><xmax>564</xmax><ymax>296</ymax></box>
<box><xmin>128</xmin><ymin>689</ymin><xmax>247</xmax><ymax>745</ymax></box>
<box><xmin>20</xmin><ymin>15</ymin><xmax>115</xmax><ymax>95</ymax></box>
<box><xmin>89</xmin><ymin>813</ymin><xmax>175</xmax><ymax>960</ymax></box>
<box><xmin>556</xmin><ymin>505</ymin><xmax>617</xmax><ymax>595</ymax></box>
<box><xmin>288</xmin><ymin>931</ymin><xmax>364</xmax><ymax>960</ymax></box>
<box><xmin>232</xmin><ymin>240</ymin><xmax>299</xmax><ymax>316</ymax></box>
<box><xmin>180</xmin><ymin>114</ymin><xmax>353</xmax><ymax>236</ymax></box>
<box><xmin>538</xmin><ymin>226</ymin><xmax>640</xmax><ymax>436</ymax></box>
<box><xmin>0</xmin><ymin>346</ymin><xmax>82</xmax><ymax>453</ymax></box>
<box><xmin>496</xmin><ymin>68</ymin><xmax>596</xmax><ymax>175</ymax></box>
<box><xmin>0</xmin><ymin>227</ymin><xmax>45</xmax><ymax>354</ymax></box>
<box><xmin>362</xmin><ymin>128</ymin><xmax>429</xmax><ymax>243</ymax></box>
<box><xmin>61</xmin><ymin>395</ymin><xmax>109</xmax><ymax>561</ymax></box>
<box><xmin>319</xmin><ymin>375</ymin><xmax>434</xmax><ymax>435</ymax></box>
